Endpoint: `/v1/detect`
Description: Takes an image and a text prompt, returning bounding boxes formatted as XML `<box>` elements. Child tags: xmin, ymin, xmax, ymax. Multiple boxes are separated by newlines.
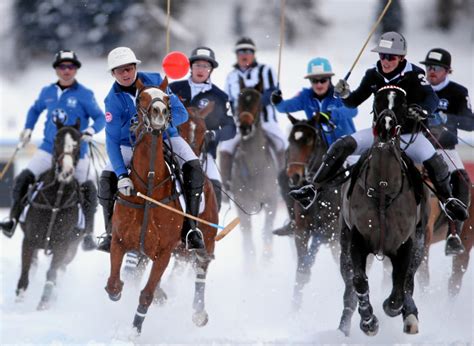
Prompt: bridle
<box><xmin>134</xmin><ymin>88</ymin><xmax>170</xmax><ymax>141</ymax></box>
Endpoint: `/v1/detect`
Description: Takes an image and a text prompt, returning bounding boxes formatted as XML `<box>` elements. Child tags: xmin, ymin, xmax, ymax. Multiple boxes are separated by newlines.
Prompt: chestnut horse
<box><xmin>418</xmin><ymin>182</ymin><xmax>473</xmax><ymax>296</ymax></box>
<box><xmin>104</xmin><ymin>78</ymin><xmax>217</xmax><ymax>334</ymax></box>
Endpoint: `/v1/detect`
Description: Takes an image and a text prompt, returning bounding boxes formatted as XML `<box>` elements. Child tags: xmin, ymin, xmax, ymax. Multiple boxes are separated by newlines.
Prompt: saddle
<box><xmin>347</xmin><ymin>150</ymin><xmax>424</xmax><ymax>205</ymax></box>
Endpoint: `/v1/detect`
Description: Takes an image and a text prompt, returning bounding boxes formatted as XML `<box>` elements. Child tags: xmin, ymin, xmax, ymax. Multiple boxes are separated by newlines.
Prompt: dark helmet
<box><xmin>52</xmin><ymin>50</ymin><xmax>81</xmax><ymax>68</ymax></box>
<box><xmin>234</xmin><ymin>37</ymin><xmax>256</xmax><ymax>52</ymax></box>
<box><xmin>420</xmin><ymin>48</ymin><xmax>451</xmax><ymax>69</ymax></box>
<box><xmin>189</xmin><ymin>46</ymin><xmax>218</xmax><ymax>68</ymax></box>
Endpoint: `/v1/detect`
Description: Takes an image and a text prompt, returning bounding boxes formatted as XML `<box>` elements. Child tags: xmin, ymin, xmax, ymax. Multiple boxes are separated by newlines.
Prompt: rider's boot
<box><xmin>182</xmin><ymin>160</ymin><xmax>205</xmax><ymax>251</ymax></box>
<box><xmin>219</xmin><ymin>151</ymin><xmax>233</xmax><ymax>193</ymax></box>
<box><xmin>424</xmin><ymin>154</ymin><xmax>468</xmax><ymax>222</ymax></box>
<box><xmin>210</xmin><ymin>179</ymin><xmax>222</xmax><ymax>211</ymax></box>
<box><xmin>445</xmin><ymin>169</ymin><xmax>471</xmax><ymax>255</ymax></box>
<box><xmin>0</xmin><ymin>169</ymin><xmax>35</xmax><ymax>238</ymax></box>
<box><xmin>289</xmin><ymin>136</ymin><xmax>357</xmax><ymax>208</ymax></box>
<box><xmin>273</xmin><ymin>170</ymin><xmax>296</xmax><ymax>236</ymax></box>
<box><xmin>80</xmin><ymin>180</ymin><xmax>98</xmax><ymax>251</ymax></box>
<box><xmin>97</xmin><ymin>171</ymin><xmax>118</xmax><ymax>253</ymax></box>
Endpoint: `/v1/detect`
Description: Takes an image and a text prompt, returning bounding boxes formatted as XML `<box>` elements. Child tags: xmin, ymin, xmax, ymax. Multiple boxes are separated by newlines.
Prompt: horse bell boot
<box><xmin>311</xmin><ymin>136</ymin><xmax>357</xmax><ymax>185</ymax></box>
<box><xmin>97</xmin><ymin>171</ymin><xmax>118</xmax><ymax>252</ymax></box>
<box><xmin>0</xmin><ymin>169</ymin><xmax>35</xmax><ymax>238</ymax></box>
<box><xmin>423</xmin><ymin>154</ymin><xmax>468</xmax><ymax>222</ymax></box>
<box><xmin>182</xmin><ymin>160</ymin><xmax>205</xmax><ymax>251</ymax></box>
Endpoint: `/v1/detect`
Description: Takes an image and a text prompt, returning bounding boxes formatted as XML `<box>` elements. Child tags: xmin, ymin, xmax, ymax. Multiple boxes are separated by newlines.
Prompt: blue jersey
<box><xmin>104</xmin><ymin>72</ymin><xmax>188</xmax><ymax>177</ymax></box>
<box><xmin>275</xmin><ymin>86</ymin><xmax>357</xmax><ymax>144</ymax></box>
<box><xmin>25</xmin><ymin>81</ymin><xmax>105</xmax><ymax>158</ymax></box>
<box><xmin>169</xmin><ymin>79</ymin><xmax>236</xmax><ymax>158</ymax></box>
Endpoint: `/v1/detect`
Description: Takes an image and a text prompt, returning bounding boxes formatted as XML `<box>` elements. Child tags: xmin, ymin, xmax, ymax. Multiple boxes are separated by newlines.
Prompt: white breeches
<box><xmin>351</xmin><ymin>128</ymin><xmax>436</xmax><ymax>163</ymax></box>
<box><xmin>27</xmin><ymin>149</ymin><xmax>93</xmax><ymax>184</ymax></box>
<box><xmin>201</xmin><ymin>153</ymin><xmax>220</xmax><ymax>182</ymax></box>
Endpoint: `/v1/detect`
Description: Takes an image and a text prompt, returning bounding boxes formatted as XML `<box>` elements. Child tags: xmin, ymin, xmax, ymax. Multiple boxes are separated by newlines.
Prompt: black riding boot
<box><xmin>445</xmin><ymin>169</ymin><xmax>471</xmax><ymax>255</ymax></box>
<box><xmin>182</xmin><ymin>160</ymin><xmax>205</xmax><ymax>250</ymax></box>
<box><xmin>97</xmin><ymin>171</ymin><xmax>118</xmax><ymax>253</ymax></box>
<box><xmin>423</xmin><ymin>154</ymin><xmax>468</xmax><ymax>222</ymax></box>
<box><xmin>273</xmin><ymin>170</ymin><xmax>296</xmax><ymax>236</ymax></box>
<box><xmin>80</xmin><ymin>180</ymin><xmax>98</xmax><ymax>251</ymax></box>
<box><xmin>210</xmin><ymin>179</ymin><xmax>222</xmax><ymax>211</ymax></box>
<box><xmin>289</xmin><ymin>136</ymin><xmax>357</xmax><ymax>209</ymax></box>
<box><xmin>0</xmin><ymin>169</ymin><xmax>35</xmax><ymax>238</ymax></box>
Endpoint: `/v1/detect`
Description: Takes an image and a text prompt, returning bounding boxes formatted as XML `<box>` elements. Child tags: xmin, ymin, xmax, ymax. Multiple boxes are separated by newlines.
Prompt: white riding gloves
<box><xmin>19</xmin><ymin>128</ymin><xmax>32</xmax><ymax>147</ymax></box>
<box><xmin>118</xmin><ymin>177</ymin><xmax>134</xmax><ymax>196</ymax></box>
<box><xmin>82</xmin><ymin>127</ymin><xmax>95</xmax><ymax>143</ymax></box>
<box><xmin>334</xmin><ymin>79</ymin><xmax>351</xmax><ymax>99</ymax></box>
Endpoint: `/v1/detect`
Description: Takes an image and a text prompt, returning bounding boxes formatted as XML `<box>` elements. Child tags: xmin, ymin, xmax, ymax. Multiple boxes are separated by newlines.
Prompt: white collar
<box><xmin>431</xmin><ymin>77</ymin><xmax>450</xmax><ymax>91</ymax></box>
<box><xmin>188</xmin><ymin>78</ymin><xmax>212</xmax><ymax>99</ymax></box>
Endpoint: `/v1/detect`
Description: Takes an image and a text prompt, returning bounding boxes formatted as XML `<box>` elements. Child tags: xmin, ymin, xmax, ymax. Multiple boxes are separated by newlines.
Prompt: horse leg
<box><xmin>105</xmin><ymin>236</ymin><xmax>126</xmax><ymax>301</ymax></box>
<box><xmin>338</xmin><ymin>224</ymin><xmax>357</xmax><ymax>337</ymax></box>
<box><xmin>132</xmin><ymin>252</ymin><xmax>172</xmax><ymax>335</ymax></box>
<box><xmin>449</xmin><ymin>222</ymin><xmax>473</xmax><ymax>296</ymax></box>
<box><xmin>351</xmin><ymin>229</ymin><xmax>378</xmax><ymax>336</ymax></box>
<box><xmin>417</xmin><ymin>223</ymin><xmax>434</xmax><ymax>291</ymax></box>
<box><xmin>292</xmin><ymin>227</ymin><xmax>311</xmax><ymax>311</ymax></box>
<box><xmin>16</xmin><ymin>238</ymin><xmax>35</xmax><ymax>301</ymax></box>
<box><xmin>192</xmin><ymin>254</ymin><xmax>212</xmax><ymax>327</ymax></box>
<box><xmin>240</xmin><ymin>213</ymin><xmax>255</xmax><ymax>263</ymax></box>
<box><xmin>37</xmin><ymin>247</ymin><xmax>67</xmax><ymax>310</ymax></box>
<box><xmin>262</xmin><ymin>201</ymin><xmax>277</xmax><ymax>260</ymax></box>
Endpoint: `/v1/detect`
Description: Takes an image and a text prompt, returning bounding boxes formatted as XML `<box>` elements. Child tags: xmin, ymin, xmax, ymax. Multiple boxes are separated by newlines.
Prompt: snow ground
<box><xmin>1</xmin><ymin>0</ymin><xmax>473</xmax><ymax>345</ymax></box>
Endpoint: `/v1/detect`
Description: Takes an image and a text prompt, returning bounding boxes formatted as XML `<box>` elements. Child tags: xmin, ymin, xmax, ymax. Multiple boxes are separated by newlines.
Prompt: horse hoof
<box><xmin>192</xmin><ymin>310</ymin><xmax>209</xmax><ymax>327</ymax></box>
<box><xmin>108</xmin><ymin>291</ymin><xmax>122</xmax><ymax>302</ymax></box>
<box><xmin>37</xmin><ymin>300</ymin><xmax>50</xmax><ymax>311</ymax></box>
<box><xmin>338</xmin><ymin>323</ymin><xmax>351</xmax><ymax>337</ymax></box>
<box><xmin>15</xmin><ymin>288</ymin><xmax>26</xmax><ymax>303</ymax></box>
<box><xmin>383</xmin><ymin>298</ymin><xmax>403</xmax><ymax>317</ymax></box>
<box><xmin>360</xmin><ymin>315</ymin><xmax>379</xmax><ymax>336</ymax></box>
<box><xmin>153</xmin><ymin>287</ymin><xmax>168</xmax><ymax>305</ymax></box>
<box><xmin>403</xmin><ymin>314</ymin><xmax>419</xmax><ymax>334</ymax></box>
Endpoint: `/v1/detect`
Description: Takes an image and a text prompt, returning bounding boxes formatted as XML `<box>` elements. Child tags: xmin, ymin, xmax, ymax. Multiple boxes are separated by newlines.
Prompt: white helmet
<box><xmin>107</xmin><ymin>47</ymin><xmax>141</xmax><ymax>71</ymax></box>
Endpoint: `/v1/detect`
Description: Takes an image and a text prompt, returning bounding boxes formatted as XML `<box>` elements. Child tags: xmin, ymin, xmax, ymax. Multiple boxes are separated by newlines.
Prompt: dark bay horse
<box><xmin>17</xmin><ymin>119</ymin><xmax>84</xmax><ymax>310</ymax></box>
<box><xmin>418</xmin><ymin>182</ymin><xmax>473</xmax><ymax>296</ymax></box>
<box><xmin>285</xmin><ymin>114</ymin><xmax>341</xmax><ymax>310</ymax></box>
<box><xmin>104</xmin><ymin>79</ymin><xmax>217</xmax><ymax>334</ymax></box>
<box><xmin>338</xmin><ymin>86</ymin><xmax>429</xmax><ymax>336</ymax></box>
<box><xmin>227</xmin><ymin>85</ymin><xmax>279</xmax><ymax>259</ymax></box>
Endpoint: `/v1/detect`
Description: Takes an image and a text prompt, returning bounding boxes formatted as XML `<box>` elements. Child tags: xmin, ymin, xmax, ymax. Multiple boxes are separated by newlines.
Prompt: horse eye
<box><xmin>162</xmin><ymin>108</ymin><xmax>169</xmax><ymax>116</ymax></box>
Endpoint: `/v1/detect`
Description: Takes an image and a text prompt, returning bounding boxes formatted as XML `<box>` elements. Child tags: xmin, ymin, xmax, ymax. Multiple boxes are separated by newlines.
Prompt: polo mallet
<box><xmin>277</xmin><ymin>0</ymin><xmax>286</xmax><ymax>86</ymax></box>
<box><xmin>0</xmin><ymin>142</ymin><xmax>23</xmax><ymax>181</ymax></box>
<box><xmin>343</xmin><ymin>0</ymin><xmax>392</xmax><ymax>81</ymax></box>
<box><xmin>165</xmin><ymin>0</ymin><xmax>171</xmax><ymax>54</ymax></box>
<box><xmin>136</xmin><ymin>192</ymin><xmax>240</xmax><ymax>241</ymax></box>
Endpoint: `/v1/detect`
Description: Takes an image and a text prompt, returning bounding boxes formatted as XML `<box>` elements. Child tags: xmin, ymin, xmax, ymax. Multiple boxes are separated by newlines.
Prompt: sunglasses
<box><xmin>192</xmin><ymin>63</ymin><xmax>212</xmax><ymax>70</ymax></box>
<box><xmin>379</xmin><ymin>53</ymin><xmax>399</xmax><ymax>61</ymax></box>
<box><xmin>237</xmin><ymin>49</ymin><xmax>255</xmax><ymax>55</ymax></box>
<box><xmin>57</xmin><ymin>63</ymin><xmax>77</xmax><ymax>71</ymax></box>
<box><xmin>114</xmin><ymin>64</ymin><xmax>136</xmax><ymax>74</ymax></box>
<box><xmin>426</xmin><ymin>65</ymin><xmax>446</xmax><ymax>72</ymax></box>
<box><xmin>309</xmin><ymin>77</ymin><xmax>329</xmax><ymax>84</ymax></box>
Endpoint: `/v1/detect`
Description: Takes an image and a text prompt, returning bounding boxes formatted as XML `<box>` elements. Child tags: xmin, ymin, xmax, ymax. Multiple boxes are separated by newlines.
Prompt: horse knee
<box><xmin>139</xmin><ymin>290</ymin><xmax>154</xmax><ymax>307</ymax></box>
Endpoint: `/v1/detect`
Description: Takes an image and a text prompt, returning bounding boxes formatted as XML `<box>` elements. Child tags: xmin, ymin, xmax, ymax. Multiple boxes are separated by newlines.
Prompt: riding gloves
<box><xmin>270</xmin><ymin>89</ymin><xmax>283</xmax><ymax>105</ymax></box>
<box><xmin>334</xmin><ymin>79</ymin><xmax>351</xmax><ymax>99</ymax></box>
<box><xmin>204</xmin><ymin>130</ymin><xmax>216</xmax><ymax>148</ymax></box>
<box><xmin>19</xmin><ymin>128</ymin><xmax>32</xmax><ymax>147</ymax></box>
<box><xmin>117</xmin><ymin>176</ymin><xmax>134</xmax><ymax>196</ymax></box>
<box><xmin>81</xmin><ymin>127</ymin><xmax>95</xmax><ymax>143</ymax></box>
<box><xmin>407</xmin><ymin>104</ymin><xmax>428</xmax><ymax>121</ymax></box>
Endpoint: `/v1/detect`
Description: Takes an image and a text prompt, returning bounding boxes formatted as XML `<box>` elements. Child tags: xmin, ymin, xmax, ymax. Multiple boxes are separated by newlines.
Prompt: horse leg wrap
<box><xmin>193</xmin><ymin>273</ymin><xmax>207</xmax><ymax>311</ymax></box>
<box><xmin>132</xmin><ymin>304</ymin><xmax>149</xmax><ymax>333</ymax></box>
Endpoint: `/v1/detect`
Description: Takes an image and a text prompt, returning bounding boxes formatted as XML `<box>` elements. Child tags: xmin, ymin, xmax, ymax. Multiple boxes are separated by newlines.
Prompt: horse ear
<box><xmin>238</xmin><ymin>76</ymin><xmax>245</xmax><ymax>91</ymax></box>
<box><xmin>136</xmin><ymin>78</ymin><xmax>145</xmax><ymax>92</ymax></box>
<box><xmin>202</xmin><ymin>101</ymin><xmax>215</xmax><ymax>117</ymax></box>
<box><xmin>287</xmin><ymin>113</ymin><xmax>298</xmax><ymax>124</ymax></box>
<box><xmin>255</xmin><ymin>80</ymin><xmax>264</xmax><ymax>94</ymax></box>
<box><xmin>159</xmin><ymin>76</ymin><xmax>169</xmax><ymax>91</ymax></box>
<box><xmin>74</xmin><ymin>118</ymin><xmax>81</xmax><ymax>130</ymax></box>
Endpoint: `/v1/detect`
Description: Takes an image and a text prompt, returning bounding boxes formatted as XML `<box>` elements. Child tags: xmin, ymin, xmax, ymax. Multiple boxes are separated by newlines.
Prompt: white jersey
<box><xmin>225</xmin><ymin>62</ymin><xmax>278</xmax><ymax>123</ymax></box>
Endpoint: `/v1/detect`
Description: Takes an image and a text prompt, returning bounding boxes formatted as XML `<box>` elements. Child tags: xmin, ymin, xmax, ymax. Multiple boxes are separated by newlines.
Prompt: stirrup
<box><xmin>185</xmin><ymin>228</ymin><xmax>205</xmax><ymax>251</ymax></box>
<box><xmin>288</xmin><ymin>185</ymin><xmax>317</xmax><ymax>210</ymax></box>
<box><xmin>272</xmin><ymin>220</ymin><xmax>296</xmax><ymax>236</ymax></box>
<box><xmin>440</xmin><ymin>198</ymin><xmax>468</xmax><ymax>221</ymax></box>
<box><xmin>445</xmin><ymin>234</ymin><xmax>465</xmax><ymax>256</ymax></box>
<box><xmin>97</xmin><ymin>233</ymin><xmax>112</xmax><ymax>253</ymax></box>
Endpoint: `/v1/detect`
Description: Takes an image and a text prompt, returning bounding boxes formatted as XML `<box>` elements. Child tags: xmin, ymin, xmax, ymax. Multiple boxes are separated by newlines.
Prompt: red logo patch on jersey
<box><xmin>105</xmin><ymin>112</ymin><xmax>113</xmax><ymax>122</ymax></box>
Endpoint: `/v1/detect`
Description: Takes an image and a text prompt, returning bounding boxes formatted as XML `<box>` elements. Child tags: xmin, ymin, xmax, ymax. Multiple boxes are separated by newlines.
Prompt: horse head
<box><xmin>53</xmin><ymin>118</ymin><xmax>82</xmax><ymax>183</ymax></box>
<box><xmin>180</xmin><ymin>101</ymin><xmax>215</xmax><ymax>156</ymax></box>
<box><xmin>237</xmin><ymin>86</ymin><xmax>262</xmax><ymax>138</ymax></box>
<box><xmin>135</xmin><ymin>78</ymin><xmax>170</xmax><ymax>133</ymax></box>
<box><xmin>286</xmin><ymin>114</ymin><xmax>327</xmax><ymax>187</ymax></box>
<box><xmin>373</xmin><ymin>86</ymin><xmax>407</xmax><ymax>143</ymax></box>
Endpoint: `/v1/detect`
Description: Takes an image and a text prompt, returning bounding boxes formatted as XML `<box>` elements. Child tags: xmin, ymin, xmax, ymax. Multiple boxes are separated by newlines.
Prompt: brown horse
<box><xmin>104</xmin><ymin>78</ymin><xmax>217</xmax><ymax>334</ymax></box>
<box><xmin>418</xmin><ymin>182</ymin><xmax>473</xmax><ymax>296</ymax></box>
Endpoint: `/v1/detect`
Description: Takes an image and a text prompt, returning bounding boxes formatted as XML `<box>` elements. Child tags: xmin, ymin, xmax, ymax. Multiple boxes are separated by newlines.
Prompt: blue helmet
<box><xmin>305</xmin><ymin>57</ymin><xmax>334</xmax><ymax>79</ymax></box>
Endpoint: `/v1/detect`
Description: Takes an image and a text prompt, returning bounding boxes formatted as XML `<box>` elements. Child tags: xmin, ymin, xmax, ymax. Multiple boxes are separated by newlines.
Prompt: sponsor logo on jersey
<box><xmin>67</xmin><ymin>96</ymin><xmax>78</xmax><ymax>108</ymax></box>
<box><xmin>198</xmin><ymin>98</ymin><xmax>210</xmax><ymax>109</ymax></box>
<box><xmin>105</xmin><ymin>112</ymin><xmax>113</xmax><ymax>122</ymax></box>
<box><xmin>438</xmin><ymin>98</ymin><xmax>449</xmax><ymax>111</ymax></box>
